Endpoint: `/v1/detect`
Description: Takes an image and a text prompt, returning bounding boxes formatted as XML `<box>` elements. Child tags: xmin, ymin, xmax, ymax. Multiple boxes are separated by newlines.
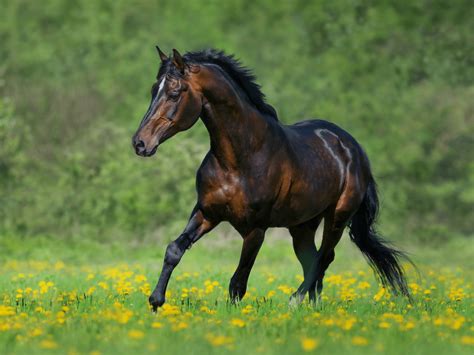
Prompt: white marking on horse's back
<box><xmin>314</xmin><ymin>129</ymin><xmax>349</xmax><ymax>191</ymax></box>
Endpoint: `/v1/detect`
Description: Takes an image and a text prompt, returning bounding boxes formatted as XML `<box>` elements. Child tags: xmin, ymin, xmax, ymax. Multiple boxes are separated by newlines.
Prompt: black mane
<box><xmin>159</xmin><ymin>49</ymin><xmax>278</xmax><ymax>121</ymax></box>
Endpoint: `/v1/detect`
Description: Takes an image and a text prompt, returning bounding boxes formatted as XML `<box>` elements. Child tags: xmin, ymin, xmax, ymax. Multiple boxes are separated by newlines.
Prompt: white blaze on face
<box><xmin>152</xmin><ymin>77</ymin><xmax>166</xmax><ymax>105</ymax></box>
<box><xmin>157</xmin><ymin>78</ymin><xmax>166</xmax><ymax>97</ymax></box>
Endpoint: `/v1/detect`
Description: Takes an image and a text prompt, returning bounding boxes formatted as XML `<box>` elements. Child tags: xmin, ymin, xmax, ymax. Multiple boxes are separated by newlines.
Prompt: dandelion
<box><xmin>0</xmin><ymin>305</ymin><xmax>15</xmax><ymax>317</ymax></box>
<box><xmin>230</xmin><ymin>318</ymin><xmax>246</xmax><ymax>328</ymax></box>
<box><xmin>400</xmin><ymin>321</ymin><xmax>415</xmax><ymax>331</ymax></box>
<box><xmin>151</xmin><ymin>322</ymin><xmax>163</xmax><ymax>329</ymax></box>
<box><xmin>373</xmin><ymin>287</ymin><xmax>387</xmax><ymax>302</ymax></box>
<box><xmin>461</xmin><ymin>336</ymin><xmax>474</xmax><ymax>345</ymax></box>
<box><xmin>39</xmin><ymin>339</ymin><xmax>58</xmax><ymax>349</ymax></box>
<box><xmin>266</xmin><ymin>290</ymin><xmax>276</xmax><ymax>298</ymax></box>
<box><xmin>30</xmin><ymin>328</ymin><xmax>43</xmax><ymax>337</ymax></box>
<box><xmin>352</xmin><ymin>336</ymin><xmax>369</xmax><ymax>346</ymax></box>
<box><xmin>277</xmin><ymin>285</ymin><xmax>293</xmax><ymax>295</ymax></box>
<box><xmin>172</xmin><ymin>322</ymin><xmax>188</xmax><ymax>331</ymax></box>
<box><xmin>242</xmin><ymin>305</ymin><xmax>254</xmax><ymax>315</ymax></box>
<box><xmin>128</xmin><ymin>330</ymin><xmax>145</xmax><ymax>340</ymax></box>
<box><xmin>301</xmin><ymin>337</ymin><xmax>318</xmax><ymax>351</ymax></box>
<box><xmin>206</xmin><ymin>334</ymin><xmax>234</xmax><ymax>347</ymax></box>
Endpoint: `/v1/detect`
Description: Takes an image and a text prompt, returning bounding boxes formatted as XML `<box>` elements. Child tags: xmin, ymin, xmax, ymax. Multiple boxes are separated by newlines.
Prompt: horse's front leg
<box><xmin>149</xmin><ymin>208</ymin><xmax>216</xmax><ymax>311</ymax></box>
<box><xmin>229</xmin><ymin>228</ymin><xmax>265</xmax><ymax>303</ymax></box>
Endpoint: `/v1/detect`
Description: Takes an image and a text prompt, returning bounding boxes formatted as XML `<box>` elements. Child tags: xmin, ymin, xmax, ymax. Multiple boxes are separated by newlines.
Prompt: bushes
<box><xmin>0</xmin><ymin>0</ymin><xmax>472</xmax><ymax>242</ymax></box>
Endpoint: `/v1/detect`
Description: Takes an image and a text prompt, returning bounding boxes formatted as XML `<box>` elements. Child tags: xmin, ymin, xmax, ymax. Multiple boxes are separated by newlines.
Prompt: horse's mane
<box><xmin>159</xmin><ymin>49</ymin><xmax>278</xmax><ymax>121</ymax></box>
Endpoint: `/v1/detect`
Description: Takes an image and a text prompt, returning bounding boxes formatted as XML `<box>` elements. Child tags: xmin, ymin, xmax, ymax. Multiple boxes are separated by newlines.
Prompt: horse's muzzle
<box><xmin>133</xmin><ymin>137</ymin><xmax>158</xmax><ymax>157</ymax></box>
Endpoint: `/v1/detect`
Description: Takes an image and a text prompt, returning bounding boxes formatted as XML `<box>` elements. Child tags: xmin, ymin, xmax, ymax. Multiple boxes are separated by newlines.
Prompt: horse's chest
<box><xmin>198</xmin><ymin>174</ymin><xmax>267</xmax><ymax>226</ymax></box>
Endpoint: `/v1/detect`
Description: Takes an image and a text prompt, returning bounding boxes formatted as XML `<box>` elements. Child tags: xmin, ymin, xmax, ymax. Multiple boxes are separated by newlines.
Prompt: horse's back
<box><xmin>285</xmin><ymin>118</ymin><xmax>373</xmax><ymax>212</ymax></box>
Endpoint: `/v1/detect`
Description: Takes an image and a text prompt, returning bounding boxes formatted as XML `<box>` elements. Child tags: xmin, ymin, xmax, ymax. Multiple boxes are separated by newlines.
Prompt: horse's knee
<box><xmin>164</xmin><ymin>241</ymin><xmax>183</xmax><ymax>266</ymax></box>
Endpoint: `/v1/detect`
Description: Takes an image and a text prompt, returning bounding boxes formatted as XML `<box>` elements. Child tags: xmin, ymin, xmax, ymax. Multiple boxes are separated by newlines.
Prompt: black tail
<box><xmin>349</xmin><ymin>179</ymin><xmax>412</xmax><ymax>297</ymax></box>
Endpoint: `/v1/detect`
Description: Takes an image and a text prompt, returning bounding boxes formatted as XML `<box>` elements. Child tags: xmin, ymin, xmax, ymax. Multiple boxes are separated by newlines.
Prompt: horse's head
<box><xmin>132</xmin><ymin>47</ymin><xmax>202</xmax><ymax>157</ymax></box>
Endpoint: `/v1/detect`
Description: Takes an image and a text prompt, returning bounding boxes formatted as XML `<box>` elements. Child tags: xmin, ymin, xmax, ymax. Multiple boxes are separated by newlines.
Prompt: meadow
<box><xmin>1</xmin><ymin>232</ymin><xmax>472</xmax><ymax>355</ymax></box>
<box><xmin>1</xmin><ymin>1</ymin><xmax>473</xmax><ymax>354</ymax></box>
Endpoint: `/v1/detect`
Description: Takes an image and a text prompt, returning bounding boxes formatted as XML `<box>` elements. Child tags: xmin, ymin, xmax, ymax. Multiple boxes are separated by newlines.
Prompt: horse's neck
<box><xmin>200</xmin><ymin>96</ymin><xmax>276</xmax><ymax>170</ymax></box>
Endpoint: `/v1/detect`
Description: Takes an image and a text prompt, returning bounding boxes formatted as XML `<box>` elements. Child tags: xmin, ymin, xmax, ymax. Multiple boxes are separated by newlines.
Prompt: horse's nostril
<box><xmin>134</xmin><ymin>139</ymin><xmax>146</xmax><ymax>155</ymax></box>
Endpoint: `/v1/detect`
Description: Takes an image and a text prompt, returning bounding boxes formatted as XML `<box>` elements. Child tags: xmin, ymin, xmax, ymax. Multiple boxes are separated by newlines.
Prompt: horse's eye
<box><xmin>168</xmin><ymin>91</ymin><xmax>180</xmax><ymax>100</ymax></box>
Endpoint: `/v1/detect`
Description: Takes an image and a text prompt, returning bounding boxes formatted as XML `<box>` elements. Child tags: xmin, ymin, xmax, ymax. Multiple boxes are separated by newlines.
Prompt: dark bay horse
<box><xmin>132</xmin><ymin>47</ymin><xmax>411</xmax><ymax>310</ymax></box>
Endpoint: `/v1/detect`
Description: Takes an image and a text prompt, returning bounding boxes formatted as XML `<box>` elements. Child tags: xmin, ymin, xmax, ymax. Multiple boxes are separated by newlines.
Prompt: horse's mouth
<box><xmin>135</xmin><ymin>144</ymin><xmax>159</xmax><ymax>157</ymax></box>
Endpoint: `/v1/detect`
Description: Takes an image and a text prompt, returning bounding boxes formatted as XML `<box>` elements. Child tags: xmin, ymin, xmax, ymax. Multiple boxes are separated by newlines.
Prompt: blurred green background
<box><xmin>0</xmin><ymin>0</ymin><xmax>473</xmax><ymax>253</ymax></box>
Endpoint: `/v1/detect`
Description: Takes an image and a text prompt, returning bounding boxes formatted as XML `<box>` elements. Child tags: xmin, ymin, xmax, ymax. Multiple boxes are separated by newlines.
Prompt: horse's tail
<box><xmin>348</xmin><ymin>178</ymin><xmax>412</xmax><ymax>297</ymax></box>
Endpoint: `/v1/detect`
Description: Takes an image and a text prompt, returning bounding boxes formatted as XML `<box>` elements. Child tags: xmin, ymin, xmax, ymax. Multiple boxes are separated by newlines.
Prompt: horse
<box><xmin>132</xmin><ymin>47</ymin><xmax>412</xmax><ymax>311</ymax></box>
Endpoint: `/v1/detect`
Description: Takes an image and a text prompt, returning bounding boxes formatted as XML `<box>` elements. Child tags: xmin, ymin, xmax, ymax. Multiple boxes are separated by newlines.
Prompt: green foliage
<box><xmin>0</xmin><ymin>0</ymin><xmax>472</xmax><ymax>242</ymax></box>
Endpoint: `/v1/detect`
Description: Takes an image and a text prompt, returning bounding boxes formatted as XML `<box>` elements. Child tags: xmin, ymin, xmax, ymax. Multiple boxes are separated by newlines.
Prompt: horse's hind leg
<box><xmin>289</xmin><ymin>216</ymin><xmax>322</xmax><ymax>304</ymax></box>
<box><xmin>313</xmin><ymin>211</ymin><xmax>346</xmax><ymax>296</ymax></box>
<box><xmin>315</xmin><ymin>190</ymin><xmax>364</xmax><ymax>296</ymax></box>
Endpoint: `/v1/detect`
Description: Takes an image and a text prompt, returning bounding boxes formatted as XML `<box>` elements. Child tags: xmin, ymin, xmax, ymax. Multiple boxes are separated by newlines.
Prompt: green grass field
<box><xmin>0</xmin><ymin>231</ymin><xmax>472</xmax><ymax>354</ymax></box>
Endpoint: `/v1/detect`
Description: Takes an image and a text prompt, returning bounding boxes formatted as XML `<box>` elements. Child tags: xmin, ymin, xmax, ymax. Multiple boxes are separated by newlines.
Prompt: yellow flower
<box><xmin>379</xmin><ymin>322</ymin><xmax>391</xmax><ymax>329</ymax></box>
<box><xmin>30</xmin><ymin>328</ymin><xmax>43</xmax><ymax>337</ymax></box>
<box><xmin>301</xmin><ymin>337</ymin><xmax>319</xmax><ymax>351</ymax></box>
<box><xmin>242</xmin><ymin>305</ymin><xmax>254</xmax><ymax>315</ymax></box>
<box><xmin>267</xmin><ymin>276</ymin><xmax>275</xmax><ymax>283</ymax></box>
<box><xmin>461</xmin><ymin>336</ymin><xmax>474</xmax><ymax>345</ymax></box>
<box><xmin>151</xmin><ymin>322</ymin><xmax>163</xmax><ymax>329</ymax></box>
<box><xmin>352</xmin><ymin>336</ymin><xmax>369</xmax><ymax>346</ymax></box>
<box><xmin>0</xmin><ymin>305</ymin><xmax>15</xmax><ymax>316</ymax></box>
<box><xmin>230</xmin><ymin>318</ymin><xmax>246</xmax><ymax>328</ymax></box>
<box><xmin>373</xmin><ymin>287</ymin><xmax>387</xmax><ymax>302</ymax></box>
<box><xmin>161</xmin><ymin>304</ymin><xmax>180</xmax><ymax>316</ymax></box>
<box><xmin>266</xmin><ymin>290</ymin><xmax>276</xmax><ymax>298</ymax></box>
<box><xmin>40</xmin><ymin>339</ymin><xmax>58</xmax><ymax>349</ymax></box>
<box><xmin>172</xmin><ymin>322</ymin><xmax>188</xmax><ymax>331</ymax></box>
<box><xmin>400</xmin><ymin>321</ymin><xmax>415</xmax><ymax>331</ymax></box>
<box><xmin>206</xmin><ymin>334</ymin><xmax>234</xmax><ymax>347</ymax></box>
<box><xmin>128</xmin><ymin>330</ymin><xmax>145</xmax><ymax>340</ymax></box>
<box><xmin>277</xmin><ymin>285</ymin><xmax>293</xmax><ymax>295</ymax></box>
<box><xmin>98</xmin><ymin>282</ymin><xmax>109</xmax><ymax>290</ymax></box>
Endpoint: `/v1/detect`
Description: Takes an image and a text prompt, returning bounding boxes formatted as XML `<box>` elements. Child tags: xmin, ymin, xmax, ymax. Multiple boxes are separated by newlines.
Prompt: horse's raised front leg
<box><xmin>149</xmin><ymin>208</ymin><xmax>216</xmax><ymax>311</ymax></box>
<box><xmin>229</xmin><ymin>228</ymin><xmax>265</xmax><ymax>303</ymax></box>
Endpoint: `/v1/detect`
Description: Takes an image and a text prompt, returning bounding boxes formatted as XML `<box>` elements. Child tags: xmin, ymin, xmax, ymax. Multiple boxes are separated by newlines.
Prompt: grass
<box><xmin>0</xmin><ymin>231</ymin><xmax>472</xmax><ymax>354</ymax></box>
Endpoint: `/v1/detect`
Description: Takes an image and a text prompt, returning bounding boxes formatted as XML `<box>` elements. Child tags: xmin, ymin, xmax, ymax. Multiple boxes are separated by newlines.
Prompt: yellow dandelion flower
<box><xmin>352</xmin><ymin>336</ymin><xmax>369</xmax><ymax>346</ymax></box>
<box><xmin>357</xmin><ymin>281</ymin><xmax>371</xmax><ymax>290</ymax></box>
<box><xmin>30</xmin><ymin>328</ymin><xmax>43</xmax><ymax>337</ymax></box>
<box><xmin>151</xmin><ymin>322</ymin><xmax>163</xmax><ymax>329</ymax></box>
<box><xmin>0</xmin><ymin>305</ymin><xmax>15</xmax><ymax>317</ymax></box>
<box><xmin>461</xmin><ymin>336</ymin><xmax>474</xmax><ymax>345</ymax></box>
<box><xmin>206</xmin><ymin>334</ymin><xmax>234</xmax><ymax>347</ymax></box>
<box><xmin>266</xmin><ymin>290</ymin><xmax>276</xmax><ymax>298</ymax></box>
<box><xmin>128</xmin><ymin>330</ymin><xmax>145</xmax><ymax>340</ymax></box>
<box><xmin>172</xmin><ymin>322</ymin><xmax>188</xmax><ymax>331</ymax></box>
<box><xmin>301</xmin><ymin>337</ymin><xmax>318</xmax><ymax>351</ymax></box>
<box><xmin>230</xmin><ymin>318</ymin><xmax>246</xmax><ymax>328</ymax></box>
<box><xmin>40</xmin><ymin>339</ymin><xmax>58</xmax><ymax>349</ymax></box>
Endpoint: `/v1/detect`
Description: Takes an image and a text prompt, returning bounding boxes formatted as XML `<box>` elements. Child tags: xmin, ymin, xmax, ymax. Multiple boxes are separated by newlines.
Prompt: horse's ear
<box><xmin>156</xmin><ymin>45</ymin><xmax>168</xmax><ymax>62</ymax></box>
<box><xmin>172</xmin><ymin>49</ymin><xmax>185</xmax><ymax>74</ymax></box>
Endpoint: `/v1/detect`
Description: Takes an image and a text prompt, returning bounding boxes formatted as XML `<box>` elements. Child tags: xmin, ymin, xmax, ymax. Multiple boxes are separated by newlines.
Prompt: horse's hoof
<box><xmin>149</xmin><ymin>294</ymin><xmax>165</xmax><ymax>312</ymax></box>
<box><xmin>289</xmin><ymin>292</ymin><xmax>304</xmax><ymax>308</ymax></box>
